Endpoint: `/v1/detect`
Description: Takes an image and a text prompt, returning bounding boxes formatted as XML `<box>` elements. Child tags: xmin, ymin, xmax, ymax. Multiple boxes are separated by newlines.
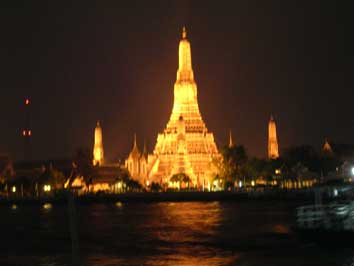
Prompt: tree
<box><xmin>150</xmin><ymin>182</ymin><xmax>162</xmax><ymax>192</ymax></box>
<box><xmin>73</xmin><ymin>147</ymin><xmax>94</xmax><ymax>185</ymax></box>
<box><xmin>220</xmin><ymin>145</ymin><xmax>248</xmax><ymax>184</ymax></box>
<box><xmin>170</xmin><ymin>173</ymin><xmax>191</xmax><ymax>190</ymax></box>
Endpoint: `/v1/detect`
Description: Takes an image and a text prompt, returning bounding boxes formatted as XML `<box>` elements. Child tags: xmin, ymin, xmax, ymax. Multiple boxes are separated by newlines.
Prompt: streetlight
<box><xmin>351</xmin><ymin>167</ymin><xmax>354</xmax><ymax>176</ymax></box>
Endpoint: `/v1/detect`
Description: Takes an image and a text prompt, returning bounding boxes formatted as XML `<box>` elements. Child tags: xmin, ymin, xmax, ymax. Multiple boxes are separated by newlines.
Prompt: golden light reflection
<box><xmin>115</xmin><ymin>201</ymin><xmax>123</xmax><ymax>208</ymax></box>
<box><xmin>42</xmin><ymin>203</ymin><xmax>52</xmax><ymax>210</ymax></box>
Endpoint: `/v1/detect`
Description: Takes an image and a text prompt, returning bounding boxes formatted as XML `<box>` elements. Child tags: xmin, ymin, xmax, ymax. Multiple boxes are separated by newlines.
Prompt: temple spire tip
<box><xmin>182</xmin><ymin>26</ymin><xmax>187</xmax><ymax>39</ymax></box>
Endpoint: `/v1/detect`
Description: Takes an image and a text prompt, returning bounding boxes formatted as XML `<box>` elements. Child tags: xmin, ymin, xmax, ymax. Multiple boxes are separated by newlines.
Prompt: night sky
<box><xmin>0</xmin><ymin>1</ymin><xmax>353</xmax><ymax>162</ymax></box>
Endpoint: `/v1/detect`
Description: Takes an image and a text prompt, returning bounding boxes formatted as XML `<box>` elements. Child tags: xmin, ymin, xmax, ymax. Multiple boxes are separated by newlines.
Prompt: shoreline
<box><xmin>0</xmin><ymin>190</ymin><xmax>316</xmax><ymax>205</ymax></box>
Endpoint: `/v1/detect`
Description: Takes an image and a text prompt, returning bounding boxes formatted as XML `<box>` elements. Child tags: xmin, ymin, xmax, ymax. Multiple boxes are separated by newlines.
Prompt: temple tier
<box><xmin>126</xmin><ymin>28</ymin><xmax>219</xmax><ymax>188</ymax></box>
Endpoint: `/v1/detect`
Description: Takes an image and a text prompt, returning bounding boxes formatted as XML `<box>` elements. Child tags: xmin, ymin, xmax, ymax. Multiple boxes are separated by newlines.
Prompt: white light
<box><xmin>239</xmin><ymin>181</ymin><xmax>242</xmax><ymax>188</ymax></box>
<box><xmin>333</xmin><ymin>189</ymin><xmax>338</xmax><ymax>197</ymax></box>
<box><xmin>251</xmin><ymin>180</ymin><xmax>255</xmax><ymax>187</ymax></box>
<box><xmin>351</xmin><ymin>167</ymin><xmax>354</xmax><ymax>176</ymax></box>
<box><xmin>43</xmin><ymin>184</ymin><xmax>51</xmax><ymax>192</ymax></box>
<box><xmin>12</xmin><ymin>186</ymin><xmax>16</xmax><ymax>193</ymax></box>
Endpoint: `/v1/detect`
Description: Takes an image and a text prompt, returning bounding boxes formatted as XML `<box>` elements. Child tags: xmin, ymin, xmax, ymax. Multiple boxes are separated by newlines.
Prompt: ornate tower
<box><xmin>148</xmin><ymin>27</ymin><xmax>219</xmax><ymax>186</ymax></box>
<box><xmin>93</xmin><ymin>121</ymin><xmax>104</xmax><ymax>166</ymax></box>
<box><xmin>268</xmin><ymin>115</ymin><xmax>279</xmax><ymax>159</ymax></box>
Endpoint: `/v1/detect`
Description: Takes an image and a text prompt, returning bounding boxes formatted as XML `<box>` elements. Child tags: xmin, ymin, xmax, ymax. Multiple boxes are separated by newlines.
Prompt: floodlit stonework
<box><xmin>268</xmin><ymin>115</ymin><xmax>279</xmax><ymax>159</ymax></box>
<box><xmin>93</xmin><ymin>121</ymin><xmax>104</xmax><ymax>166</ymax></box>
<box><xmin>126</xmin><ymin>28</ymin><xmax>219</xmax><ymax>188</ymax></box>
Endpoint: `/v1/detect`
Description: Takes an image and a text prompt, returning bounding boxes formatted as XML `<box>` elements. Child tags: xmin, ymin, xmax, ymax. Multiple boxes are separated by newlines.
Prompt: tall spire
<box><xmin>177</xmin><ymin>26</ymin><xmax>194</xmax><ymax>82</ymax></box>
<box><xmin>268</xmin><ymin>115</ymin><xmax>279</xmax><ymax>159</ymax></box>
<box><xmin>129</xmin><ymin>133</ymin><xmax>140</xmax><ymax>159</ymax></box>
<box><xmin>229</xmin><ymin>130</ymin><xmax>233</xmax><ymax>148</ymax></box>
<box><xmin>93</xmin><ymin>121</ymin><xmax>104</xmax><ymax>166</ymax></box>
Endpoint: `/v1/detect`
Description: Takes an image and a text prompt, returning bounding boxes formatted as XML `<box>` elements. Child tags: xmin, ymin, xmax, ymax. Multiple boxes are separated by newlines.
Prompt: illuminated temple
<box><xmin>268</xmin><ymin>115</ymin><xmax>279</xmax><ymax>159</ymax></box>
<box><xmin>126</xmin><ymin>28</ymin><xmax>219</xmax><ymax>187</ymax></box>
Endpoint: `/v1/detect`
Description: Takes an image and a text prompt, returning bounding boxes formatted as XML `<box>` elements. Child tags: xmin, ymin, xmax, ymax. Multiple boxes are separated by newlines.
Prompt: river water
<box><xmin>1</xmin><ymin>201</ymin><xmax>354</xmax><ymax>266</ymax></box>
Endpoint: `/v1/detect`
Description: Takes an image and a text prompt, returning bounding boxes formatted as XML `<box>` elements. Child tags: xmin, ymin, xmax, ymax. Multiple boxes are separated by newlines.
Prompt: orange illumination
<box><xmin>92</xmin><ymin>121</ymin><xmax>104</xmax><ymax>166</ymax></box>
<box><xmin>125</xmin><ymin>27</ymin><xmax>220</xmax><ymax>188</ymax></box>
<box><xmin>268</xmin><ymin>115</ymin><xmax>279</xmax><ymax>159</ymax></box>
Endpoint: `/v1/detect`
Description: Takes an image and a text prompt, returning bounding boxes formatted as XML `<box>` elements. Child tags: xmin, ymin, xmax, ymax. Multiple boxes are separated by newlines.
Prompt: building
<box><xmin>126</xmin><ymin>28</ymin><xmax>219</xmax><ymax>188</ymax></box>
<box><xmin>93</xmin><ymin>121</ymin><xmax>104</xmax><ymax>166</ymax></box>
<box><xmin>125</xmin><ymin>135</ymin><xmax>148</xmax><ymax>185</ymax></box>
<box><xmin>268</xmin><ymin>115</ymin><xmax>279</xmax><ymax>159</ymax></box>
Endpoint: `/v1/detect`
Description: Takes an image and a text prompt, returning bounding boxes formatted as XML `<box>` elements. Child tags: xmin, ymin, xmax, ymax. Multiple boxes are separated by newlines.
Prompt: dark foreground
<box><xmin>1</xmin><ymin>201</ymin><xmax>354</xmax><ymax>266</ymax></box>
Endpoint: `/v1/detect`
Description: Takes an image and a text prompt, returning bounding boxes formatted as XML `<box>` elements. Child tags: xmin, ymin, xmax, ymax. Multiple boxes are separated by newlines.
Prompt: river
<box><xmin>1</xmin><ymin>201</ymin><xmax>354</xmax><ymax>266</ymax></box>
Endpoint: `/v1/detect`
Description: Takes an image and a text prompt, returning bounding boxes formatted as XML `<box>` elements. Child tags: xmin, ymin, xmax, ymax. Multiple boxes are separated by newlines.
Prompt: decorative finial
<box><xmin>182</xmin><ymin>26</ymin><xmax>187</xmax><ymax>39</ymax></box>
<box><xmin>134</xmin><ymin>133</ymin><xmax>137</xmax><ymax>147</ymax></box>
<box><xmin>229</xmin><ymin>130</ymin><xmax>233</xmax><ymax>148</ymax></box>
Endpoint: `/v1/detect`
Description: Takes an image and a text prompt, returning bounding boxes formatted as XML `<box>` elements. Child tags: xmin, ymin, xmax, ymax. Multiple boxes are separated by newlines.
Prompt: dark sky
<box><xmin>0</xmin><ymin>1</ymin><xmax>353</xmax><ymax>162</ymax></box>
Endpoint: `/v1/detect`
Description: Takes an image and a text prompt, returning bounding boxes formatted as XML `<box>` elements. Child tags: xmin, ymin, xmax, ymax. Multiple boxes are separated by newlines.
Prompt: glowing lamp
<box><xmin>43</xmin><ymin>184</ymin><xmax>51</xmax><ymax>192</ymax></box>
<box><xmin>251</xmin><ymin>180</ymin><xmax>255</xmax><ymax>187</ymax></box>
<box><xmin>12</xmin><ymin>186</ymin><xmax>16</xmax><ymax>193</ymax></box>
<box><xmin>351</xmin><ymin>167</ymin><xmax>354</xmax><ymax>176</ymax></box>
<box><xmin>25</xmin><ymin>99</ymin><xmax>30</xmax><ymax>105</ymax></box>
<box><xmin>239</xmin><ymin>181</ymin><xmax>242</xmax><ymax>188</ymax></box>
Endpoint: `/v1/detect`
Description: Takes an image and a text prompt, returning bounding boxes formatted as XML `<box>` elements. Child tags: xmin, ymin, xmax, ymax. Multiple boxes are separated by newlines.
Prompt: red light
<box><xmin>22</xmin><ymin>130</ymin><xmax>26</xmax><ymax>136</ymax></box>
<box><xmin>28</xmin><ymin>130</ymin><xmax>32</xmax><ymax>136</ymax></box>
<box><xmin>25</xmin><ymin>99</ymin><xmax>30</xmax><ymax>105</ymax></box>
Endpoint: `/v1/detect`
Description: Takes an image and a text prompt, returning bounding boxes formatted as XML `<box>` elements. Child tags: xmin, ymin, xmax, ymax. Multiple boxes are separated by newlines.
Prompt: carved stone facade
<box><xmin>126</xmin><ymin>28</ymin><xmax>219</xmax><ymax>187</ymax></box>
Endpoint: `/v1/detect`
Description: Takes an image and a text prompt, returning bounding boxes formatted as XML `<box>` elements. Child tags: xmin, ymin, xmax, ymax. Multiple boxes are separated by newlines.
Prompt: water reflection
<box><xmin>115</xmin><ymin>201</ymin><xmax>123</xmax><ymax>208</ymax></box>
<box><xmin>42</xmin><ymin>203</ymin><xmax>53</xmax><ymax>211</ymax></box>
<box><xmin>2</xmin><ymin>201</ymin><xmax>354</xmax><ymax>266</ymax></box>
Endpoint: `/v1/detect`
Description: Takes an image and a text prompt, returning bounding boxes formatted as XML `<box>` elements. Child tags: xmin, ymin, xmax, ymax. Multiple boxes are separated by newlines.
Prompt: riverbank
<box><xmin>0</xmin><ymin>190</ymin><xmax>317</xmax><ymax>205</ymax></box>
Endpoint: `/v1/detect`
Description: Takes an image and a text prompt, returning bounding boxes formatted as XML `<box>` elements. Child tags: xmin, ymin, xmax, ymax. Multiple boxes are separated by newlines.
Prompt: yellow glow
<box><xmin>93</xmin><ymin>121</ymin><xmax>104</xmax><ymax>166</ymax></box>
<box><xmin>275</xmin><ymin>169</ymin><xmax>281</xmax><ymax>174</ymax></box>
<box><xmin>43</xmin><ymin>184</ymin><xmax>51</xmax><ymax>192</ymax></box>
<box><xmin>43</xmin><ymin>203</ymin><xmax>52</xmax><ymax>210</ymax></box>
<box><xmin>11</xmin><ymin>204</ymin><xmax>17</xmax><ymax>210</ymax></box>
<box><xmin>146</xmin><ymin>180</ymin><xmax>150</xmax><ymax>186</ymax></box>
<box><xmin>11</xmin><ymin>186</ymin><xmax>16</xmax><ymax>193</ymax></box>
<box><xmin>251</xmin><ymin>180</ymin><xmax>255</xmax><ymax>187</ymax></box>
<box><xmin>115</xmin><ymin>202</ymin><xmax>123</xmax><ymax>208</ymax></box>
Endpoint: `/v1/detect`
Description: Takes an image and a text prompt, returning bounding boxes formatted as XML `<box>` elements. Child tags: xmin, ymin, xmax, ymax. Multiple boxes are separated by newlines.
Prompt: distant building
<box><xmin>268</xmin><ymin>115</ymin><xmax>279</xmax><ymax>159</ymax></box>
<box><xmin>125</xmin><ymin>135</ymin><xmax>148</xmax><ymax>185</ymax></box>
<box><xmin>93</xmin><ymin>121</ymin><xmax>104</xmax><ymax>166</ymax></box>
<box><xmin>321</xmin><ymin>139</ymin><xmax>354</xmax><ymax>161</ymax></box>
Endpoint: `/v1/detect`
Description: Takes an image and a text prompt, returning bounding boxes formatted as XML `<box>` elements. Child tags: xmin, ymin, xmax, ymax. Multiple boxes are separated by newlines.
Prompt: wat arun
<box><xmin>126</xmin><ymin>28</ymin><xmax>219</xmax><ymax>187</ymax></box>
